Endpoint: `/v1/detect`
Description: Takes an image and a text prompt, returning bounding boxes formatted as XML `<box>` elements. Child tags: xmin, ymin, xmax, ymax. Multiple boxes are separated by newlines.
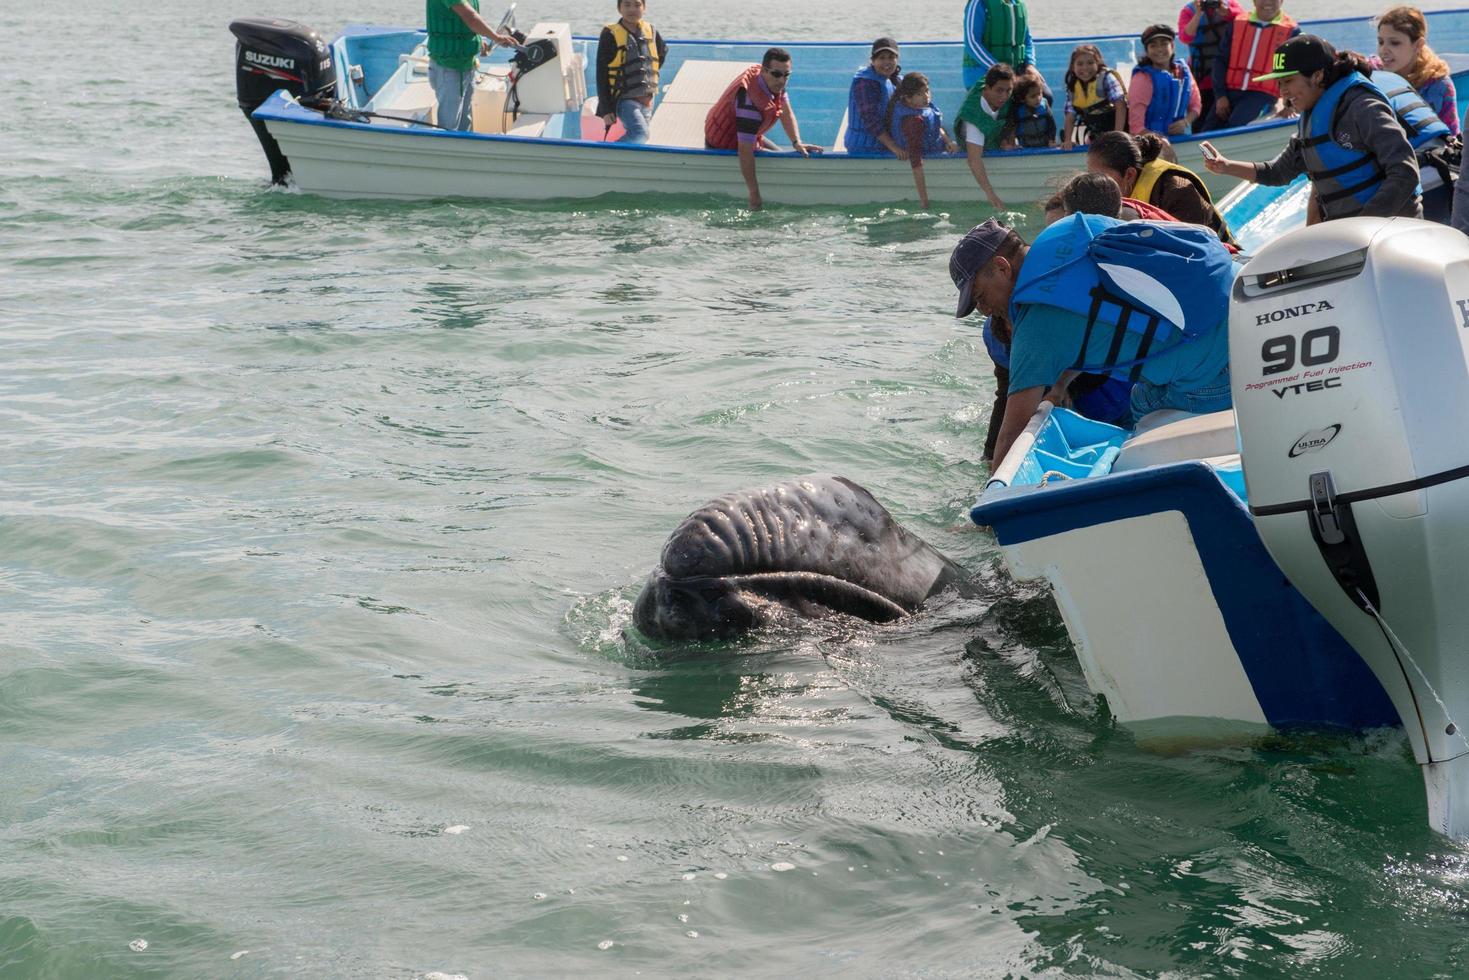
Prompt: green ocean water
<box><xmin>5</xmin><ymin>0</ymin><xmax>1469</xmax><ymax>976</ymax></box>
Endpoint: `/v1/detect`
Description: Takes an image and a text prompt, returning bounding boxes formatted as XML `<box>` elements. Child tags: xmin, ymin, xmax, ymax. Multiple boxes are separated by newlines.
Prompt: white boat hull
<box><xmin>257</xmin><ymin>93</ymin><xmax>1293</xmax><ymax>205</ymax></box>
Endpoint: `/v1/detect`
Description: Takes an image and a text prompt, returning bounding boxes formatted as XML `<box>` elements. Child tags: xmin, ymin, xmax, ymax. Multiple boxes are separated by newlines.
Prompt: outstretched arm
<box><xmin>450</xmin><ymin>3</ymin><xmax>516</xmax><ymax>46</ymax></box>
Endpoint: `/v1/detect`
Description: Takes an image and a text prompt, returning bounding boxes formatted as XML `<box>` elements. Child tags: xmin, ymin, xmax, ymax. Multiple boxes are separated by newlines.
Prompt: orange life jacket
<box><xmin>704</xmin><ymin>65</ymin><xmax>786</xmax><ymax>150</ymax></box>
<box><xmin>1224</xmin><ymin>13</ymin><xmax>1297</xmax><ymax>95</ymax></box>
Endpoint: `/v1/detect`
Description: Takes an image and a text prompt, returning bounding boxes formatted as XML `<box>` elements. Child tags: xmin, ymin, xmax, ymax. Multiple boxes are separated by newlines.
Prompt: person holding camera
<box><xmin>1178</xmin><ymin>0</ymin><xmax>1244</xmax><ymax>127</ymax></box>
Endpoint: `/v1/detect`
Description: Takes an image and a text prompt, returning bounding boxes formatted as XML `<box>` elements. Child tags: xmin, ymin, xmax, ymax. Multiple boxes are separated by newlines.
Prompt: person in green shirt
<box><xmin>427</xmin><ymin>0</ymin><xmax>517</xmax><ymax>131</ymax></box>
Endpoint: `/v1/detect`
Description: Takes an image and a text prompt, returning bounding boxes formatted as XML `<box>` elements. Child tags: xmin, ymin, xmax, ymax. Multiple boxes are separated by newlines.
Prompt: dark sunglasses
<box><xmin>764</xmin><ymin>68</ymin><xmax>792</xmax><ymax>79</ymax></box>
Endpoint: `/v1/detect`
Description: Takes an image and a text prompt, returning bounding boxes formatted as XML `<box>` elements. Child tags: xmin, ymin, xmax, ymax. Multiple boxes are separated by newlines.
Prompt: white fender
<box><xmin>1230</xmin><ymin>217</ymin><xmax>1469</xmax><ymax>838</ymax></box>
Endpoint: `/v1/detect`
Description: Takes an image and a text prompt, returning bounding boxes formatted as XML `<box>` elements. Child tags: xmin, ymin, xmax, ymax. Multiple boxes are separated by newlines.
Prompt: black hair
<box><xmin>762</xmin><ymin>47</ymin><xmax>792</xmax><ymax>68</ymax></box>
<box><xmin>984</xmin><ymin>62</ymin><xmax>1016</xmax><ymax>89</ymax></box>
<box><xmin>1320</xmin><ymin>49</ymin><xmax>1375</xmax><ymax>88</ymax></box>
<box><xmin>1061</xmin><ymin>171</ymin><xmax>1123</xmax><ymax>218</ymax></box>
<box><xmin>883</xmin><ymin>72</ymin><xmax>931</xmax><ymax>136</ymax></box>
<box><xmin>1010</xmin><ymin>75</ymin><xmax>1042</xmax><ymax>104</ymax></box>
<box><xmin>1133</xmin><ymin>131</ymin><xmax>1171</xmax><ymax>165</ymax></box>
<box><xmin>1087</xmin><ymin>130</ymin><xmax>1142</xmax><ymax>174</ymax></box>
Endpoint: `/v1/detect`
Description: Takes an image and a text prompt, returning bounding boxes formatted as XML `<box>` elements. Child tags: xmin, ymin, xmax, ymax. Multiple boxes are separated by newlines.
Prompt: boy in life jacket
<box><xmin>1129</xmin><ymin>24</ymin><xmax>1202</xmax><ymax>137</ymax></box>
<box><xmin>952</xmin><ymin>216</ymin><xmax>1237</xmax><ymax>469</ymax></box>
<box><xmin>1202</xmin><ymin>37</ymin><xmax>1422</xmax><ymax>221</ymax></box>
<box><xmin>885</xmin><ymin>73</ymin><xmax>959</xmax><ymax>208</ymax></box>
<box><xmin>954</xmin><ymin>62</ymin><xmax>1016</xmax><ymax>210</ymax></box>
<box><xmin>703</xmin><ymin>48</ymin><xmax>823</xmax><ymax>211</ymax></box>
<box><xmin>1178</xmin><ymin>0</ymin><xmax>1244</xmax><ymax>128</ymax></box>
<box><xmin>962</xmin><ymin>0</ymin><xmax>1034</xmax><ymax>89</ymax></box>
<box><xmin>1061</xmin><ymin>44</ymin><xmax>1127</xmax><ymax>150</ymax></box>
<box><xmin>595</xmin><ymin>0</ymin><xmax>669</xmax><ymax>144</ymax></box>
<box><xmin>1006</xmin><ymin>75</ymin><xmax>1057</xmax><ymax>148</ymax></box>
<box><xmin>1203</xmin><ymin>0</ymin><xmax>1300</xmax><ymax>131</ymax></box>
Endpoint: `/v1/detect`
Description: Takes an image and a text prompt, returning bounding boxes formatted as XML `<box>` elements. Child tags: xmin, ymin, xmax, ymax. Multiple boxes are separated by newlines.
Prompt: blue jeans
<box><xmin>1128</xmin><ymin>366</ymin><xmax>1233</xmax><ymax>422</ymax></box>
<box><xmin>1202</xmin><ymin>89</ymin><xmax>1273</xmax><ymax>132</ymax></box>
<box><xmin>617</xmin><ymin>99</ymin><xmax>652</xmax><ymax>144</ymax></box>
<box><xmin>430</xmin><ymin>62</ymin><xmax>475</xmax><ymax>131</ymax></box>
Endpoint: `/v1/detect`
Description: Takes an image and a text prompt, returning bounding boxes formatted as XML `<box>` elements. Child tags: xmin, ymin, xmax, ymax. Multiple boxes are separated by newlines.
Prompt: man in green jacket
<box><xmin>428</xmin><ymin>0</ymin><xmax>517</xmax><ymax>131</ymax></box>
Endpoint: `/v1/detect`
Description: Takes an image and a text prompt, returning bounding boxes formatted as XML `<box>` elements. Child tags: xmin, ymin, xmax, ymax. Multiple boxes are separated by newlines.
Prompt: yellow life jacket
<box><xmin>1069</xmin><ymin>69</ymin><xmax>1124</xmax><ymax>111</ymax></box>
<box><xmin>604</xmin><ymin>20</ymin><xmax>660</xmax><ymax>101</ymax></box>
<box><xmin>1132</xmin><ymin>158</ymin><xmax>1235</xmax><ymax>245</ymax></box>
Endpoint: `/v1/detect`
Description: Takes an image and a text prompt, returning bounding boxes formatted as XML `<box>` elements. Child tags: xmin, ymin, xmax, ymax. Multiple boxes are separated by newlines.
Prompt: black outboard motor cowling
<box><xmin>229</xmin><ymin>18</ymin><xmax>336</xmax><ymax>184</ymax></box>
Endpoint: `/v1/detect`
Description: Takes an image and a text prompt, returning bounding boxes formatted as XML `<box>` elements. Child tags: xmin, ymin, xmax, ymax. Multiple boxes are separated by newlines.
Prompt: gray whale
<box><xmin>632</xmin><ymin>475</ymin><xmax>976</xmax><ymax>641</ymax></box>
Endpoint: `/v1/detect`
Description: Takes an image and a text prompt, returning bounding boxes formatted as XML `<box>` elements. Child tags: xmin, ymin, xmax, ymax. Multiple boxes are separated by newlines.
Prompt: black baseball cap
<box><xmin>1140</xmin><ymin>24</ymin><xmax>1176</xmax><ymax>45</ymax></box>
<box><xmin>871</xmin><ymin>37</ymin><xmax>899</xmax><ymax>58</ymax></box>
<box><xmin>950</xmin><ymin>219</ymin><xmax>1011</xmax><ymax>318</ymax></box>
<box><xmin>1254</xmin><ymin>34</ymin><xmax>1335</xmax><ymax>82</ymax></box>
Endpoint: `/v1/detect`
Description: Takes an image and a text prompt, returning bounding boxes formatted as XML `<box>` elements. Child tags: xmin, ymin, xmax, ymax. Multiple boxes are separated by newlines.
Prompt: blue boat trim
<box><xmin>973</xmin><ymin>460</ymin><xmax>1399</xmax><ymax>730</ymax></box>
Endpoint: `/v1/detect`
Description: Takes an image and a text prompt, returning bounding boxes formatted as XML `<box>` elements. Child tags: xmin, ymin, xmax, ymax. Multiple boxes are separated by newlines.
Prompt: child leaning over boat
<box><xmin>1061</xmin><ymin>44</ymin><xmax>1127</xmax><ymax>150</ymax></box>
<box><xmin>1006</xmin><ymin>75</ymin><xmax>1057</xmax><ymax>148</ymax></box>
<box><xmin>954</xmin><ymin>63</ymin><xmax>1015</xmax><ymax>210</ymax></box>
<box><xmin>884</xmin><ymin>73</ymin><xmax>959</xmax><ymax>208</ymax></box>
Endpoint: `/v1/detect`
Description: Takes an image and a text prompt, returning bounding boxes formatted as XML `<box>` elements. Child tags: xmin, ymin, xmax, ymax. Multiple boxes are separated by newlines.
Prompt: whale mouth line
<box><xmin>667</xmin><ymin>570</ymin><xmax>913</xmax><ymax>621</ymax></box>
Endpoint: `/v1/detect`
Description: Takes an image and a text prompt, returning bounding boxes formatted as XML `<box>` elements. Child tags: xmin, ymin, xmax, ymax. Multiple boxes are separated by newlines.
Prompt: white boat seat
<box><xmin>648</xmin><ymin>59</ymin><xmax>749</xmax><ymax>147</ymax></box>
<box><xmin>1112</xmin><ymin>409</ymin><xmax>1238</xmax><ymax>472</ymax></box>
<box><xmin>831</xmin><ymin>108</ymin><xmax>849</xmax><ymax>152</ymax></box>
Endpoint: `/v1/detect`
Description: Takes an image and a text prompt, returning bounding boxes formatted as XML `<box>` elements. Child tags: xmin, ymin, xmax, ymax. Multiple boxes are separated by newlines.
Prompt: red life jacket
<box><xmin>1121</xmin><ymin>196</ymin><xmax>1179</xmax><ymax>221</ymax></box>
<box><xmin>1224</xmin><ymin>13</ymin><xmax>1297</xmax><ymax>95</ymax></box>
<box><xmin>704</xmin><ymin>64</ymin><xmax>786</xmax><ymax>150</ymax></box>
<box><xmin>1121</xmin><ymin>197</ymin><xmax>1241</xmax><ymax>252</ymax></box>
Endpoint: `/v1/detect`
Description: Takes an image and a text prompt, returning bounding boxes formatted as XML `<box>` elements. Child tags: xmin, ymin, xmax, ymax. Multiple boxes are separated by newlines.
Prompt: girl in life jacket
<box><xmin>884</xmin><ymin>73</ymin><xmax>959</xmax><ymax>208</ymax></box>
<box><xmin>1203</xmin><ymin>36</ymin><xmax>1423</xmax><ymax>222</ymax></box>
<box><xmin>1129</xmin><ymin>24</ymin><xmax>1202</xmax><ymax>137</ymax></box>
<box><xmin>1376</xmin><ymin>6</ymin><xmax>1459</xmax><ymax>136</ymax></box>
<box><xmin>1061</xmin><ymin>43</ymin><xmax>1127</xmax><ymax>149</ymax></box>
<box><xmin>1006</xmin><ymin>75</ymin><xmax>1057</xmax><ymax>148</ymax></box>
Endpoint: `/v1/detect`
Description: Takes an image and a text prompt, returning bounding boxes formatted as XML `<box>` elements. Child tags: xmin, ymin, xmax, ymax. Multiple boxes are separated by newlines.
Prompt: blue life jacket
<box><xmin>1300</xmin><ymin>71</ymin><xmax>1419</xmax><ymax>214</ymax></box>
<box><xmin>1371</xmin><ymin>69</ymin><xmax>1452</xmax><ymax>151</ymax></box>
<box><xmin>844</xmin><ymin>66</ymin><xmax>899</xmax><ymax>154</ymax></box>
<box><xmin>888</xmin><ymin>101</ymin><xmax>946</xmax><ymax>153</ymax></box>
<box><xmin>982</xmin><ymin>318</ymin><xmax>1009</xmax><ymax>368</ymax></box>
<box><xmin>1009</xmin><ymin>213</ymin><xmax>1236</xmax><ymax>379</ymax></box>
<box><xmin>1011</xmin><ymin>100</ymin><xmax>1056</xmax><ymax>147</ymax></box>
<box><xmin>1132</xmin><ymin>61</ymin><xmax>1193</xmax><ymax>133</ymax></box>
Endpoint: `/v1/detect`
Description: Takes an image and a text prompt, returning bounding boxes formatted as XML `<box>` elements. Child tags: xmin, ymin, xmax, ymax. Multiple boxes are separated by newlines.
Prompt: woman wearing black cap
<box><xmin>1130</xmin><ymin>24</ymin><xmax>1202</xmax><ymax>136</ymax></box>
<box><xmin>1202</xmin><ymin>34</ymin><xmax>1422</xmax><ymax>220</ymax></box>
<box><xmin>844</xmin><ymin>38</ymin><xmax>905</xmax><ymax>156</ymax></box>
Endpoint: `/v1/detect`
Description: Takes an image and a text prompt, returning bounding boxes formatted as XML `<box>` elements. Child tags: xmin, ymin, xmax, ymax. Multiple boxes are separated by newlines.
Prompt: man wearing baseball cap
<box><xmin>1201</xmin><ymin>35</ymin><xmax>1422</xmax><ymax>220</ymax></box>
<box><xmin>844</xmin><ymin>38</ymin><xmax>904</xmax><ymax>155</ymax></box>
<box><xmin>952</xmin><ymin>215</ymin><xmax>1235</xmax><ymax>468</ymax></box>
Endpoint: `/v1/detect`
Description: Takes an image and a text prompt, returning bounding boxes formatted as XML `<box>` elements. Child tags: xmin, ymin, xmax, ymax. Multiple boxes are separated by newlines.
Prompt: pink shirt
<box><xmin>1127</xmin><ymin>64</ymin><xmax>1204</xmax><ymax>134</ymax></box>
<box><xmin>1176</xmin><ymin>0</ymin><xmax>1245</xmax><ymax>44</ymax></box>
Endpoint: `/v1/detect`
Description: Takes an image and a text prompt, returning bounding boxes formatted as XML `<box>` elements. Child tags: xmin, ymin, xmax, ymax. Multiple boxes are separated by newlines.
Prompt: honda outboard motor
<box><xmin>229</xmin><ymin>18</ymin><xmax>336</xmax><ymax>184</ymax></box>
<box><xmin>1231</xmin><ymin>217</ymin><xmax>1469</xmax><ymax>838</ymax></box>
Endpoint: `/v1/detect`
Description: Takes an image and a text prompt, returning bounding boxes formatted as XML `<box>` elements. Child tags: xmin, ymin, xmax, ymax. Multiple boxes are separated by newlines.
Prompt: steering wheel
<box><xmin>495</xmin><ymin>3</ymin><xmax>517</xmax><ymax>33</ymax></box>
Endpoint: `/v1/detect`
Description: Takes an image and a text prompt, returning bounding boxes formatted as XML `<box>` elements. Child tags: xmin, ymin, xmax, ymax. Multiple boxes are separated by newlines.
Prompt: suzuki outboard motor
<box><xmin>229</xmin><ymin>18</ymin><xmax>336</xmax><ymax>184</ymax></box>
<box><xmin>1231</xmin><ymin>217</ymin><xmax>1469</xmax><ymax>838</ymax></box>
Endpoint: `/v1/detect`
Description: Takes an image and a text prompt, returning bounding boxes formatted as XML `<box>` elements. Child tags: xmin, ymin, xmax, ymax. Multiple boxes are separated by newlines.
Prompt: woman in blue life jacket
<box><xmin>844</xmin><ymin>37</ymin><xmax>905</xmax><ymax>156</ymax></box>
<box><xmin>1203</xmin><ymin>35</ymin><xmax>1423</xmax><ymax>221</ymax></box>
<box><xmin>951</xmin><ymin>216</ymin><xmax>1237</xmax><ymax>468</ymax></box>
<box><xmin>1130</xmin><ymin>24</ymin><xmax>1202</xmax><ymax>137</ymax></box>
<box><xmin>883</xmin><ymin>73</ymin><xmax>959</xmax><ymax>208</ymax></box>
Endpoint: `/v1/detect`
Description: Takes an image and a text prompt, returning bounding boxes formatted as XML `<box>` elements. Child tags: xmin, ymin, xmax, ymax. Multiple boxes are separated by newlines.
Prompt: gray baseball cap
<box><xmin>950</xmin><ymin>219</ymin><xmax>1012</xmax><ymax>318</ymax></box>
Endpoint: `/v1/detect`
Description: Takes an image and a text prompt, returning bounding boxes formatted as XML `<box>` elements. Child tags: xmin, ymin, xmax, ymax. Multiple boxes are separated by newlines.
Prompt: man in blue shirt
<box><xmin>951</xmin><ymin>217</ymin><xmax>1235</xmax><ymax>467</ymax></box>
